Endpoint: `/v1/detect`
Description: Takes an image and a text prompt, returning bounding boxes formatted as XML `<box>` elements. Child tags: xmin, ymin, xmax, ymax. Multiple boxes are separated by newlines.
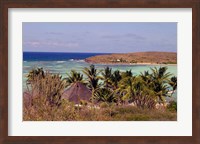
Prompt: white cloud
<box><xmin>23</xmin><ymin>40</ymin><xmax>79</xmax><ymax>48</ymax></box>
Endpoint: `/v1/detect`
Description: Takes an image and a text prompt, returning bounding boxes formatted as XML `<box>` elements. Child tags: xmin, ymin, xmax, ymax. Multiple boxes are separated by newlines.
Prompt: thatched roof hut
<box><xmin>62</xmin><ymin>82</ymin><xmax>92</xmax><ymax>104</ymax></box>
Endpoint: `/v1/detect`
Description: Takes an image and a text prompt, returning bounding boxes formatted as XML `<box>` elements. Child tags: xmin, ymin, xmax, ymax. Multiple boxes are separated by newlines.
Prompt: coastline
<box><xmin>85</xmin><ymin>61</ymin><xmax>177</xmax><ymax>66</ymax></box>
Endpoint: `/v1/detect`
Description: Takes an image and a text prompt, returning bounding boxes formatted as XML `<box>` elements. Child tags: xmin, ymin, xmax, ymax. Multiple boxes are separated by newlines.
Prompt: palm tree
<box><xmin>140</xmin><ymin>70</ymin><xmax>151</xmax><ymax>84</ymax></box>
<box><xmin>151</xmin><ymin>67</ymin><xmax>171</xmax><ymax>82</ymax></box>
<box><xmin>150</xmin><ymin>67</ymin><xmax>172</xmax><ymax>102</ymax></box>
<box><xmin>83</xmin><ymin>65</ymin><xmax>102</xmax><ymax>89</ymax></box>
<box><xmin>121</xmin><ymin>70</ymin><xmax>132</xmax><ymax>78</ymax></box>
<box><xmin>94</xmin><ymin>88</ymin><xmax>116</xmax><ymax>103</ymax></box>
<box><xmin>110</xmin><ymin>70</ymin><xmax>122</xmax><ymax>89</ymax></box>
<box><xmin>117</xmin><ymin>76</ymin><xmax>146</xmax><ymax>103</ymax></box>
<box><xmin>65</xmin><ymin>70</ymin><xmax>84</xmax><ymax>84</ymax></box>
<box><xmin>83</xmin><ymin>65</ymin><xmax>102</xmax><ymax>104</ymax></box>
<box><xmin>102</xmin><ymin>66</ymin><xmax>112</xmax><ymax>88</ymax></box>
<box><xmin>26</xmin><ymin>67</ymin><xmax>46</xmax><ymax>94</ymax></box>
<box><xmin>117</xmin><ymin>75</ymin><xmax>156</xmax><ymax>108</ymax></box>
<box><xmin>117</xmin><ymin>77</ymin><xmax>135</xmax><ymax>103</ymax></box>
<box><xmin>26</xmin><ymin>67</ymin><xmax>45</xmax><ymax>84</ymax></box>
<box><xmin>168</xmin><ymin>76</ymin><xmax>177</xmax><ymax>96</ymax></box>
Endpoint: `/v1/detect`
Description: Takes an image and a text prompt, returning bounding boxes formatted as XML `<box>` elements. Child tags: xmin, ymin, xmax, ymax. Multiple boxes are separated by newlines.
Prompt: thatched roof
<box><xmin>62</xmin><ymin>82</ymin><xmax>91</xmax><ymax>104</ymax></box>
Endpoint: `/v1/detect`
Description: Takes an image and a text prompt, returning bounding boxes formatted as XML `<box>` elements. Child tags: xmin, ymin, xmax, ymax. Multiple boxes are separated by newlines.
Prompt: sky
<box><xmin>23</xmin><ymin>22</ymin><xmax>177</xmax><ymax>53</ymax></box>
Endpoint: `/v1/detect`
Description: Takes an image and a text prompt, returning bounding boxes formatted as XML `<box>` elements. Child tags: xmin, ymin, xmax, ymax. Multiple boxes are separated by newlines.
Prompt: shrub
<box><xmin>167</xmin><ymin>101</ymin><xmax>177</xmax><ymax>112</ymax></box>
<box><xmin>134</xmin><ymin>95</ymin><xmax>156</xmax><ymax>109</ymax></box>
<box><xmin>23</xmin><ymin>99</ymin><xmax>77</xmax><ymax>121</ymax></box>
<box><xmin>26</xmin><ymin>69</ymin><xmax>66</xmax><ymax>107</ymax></box>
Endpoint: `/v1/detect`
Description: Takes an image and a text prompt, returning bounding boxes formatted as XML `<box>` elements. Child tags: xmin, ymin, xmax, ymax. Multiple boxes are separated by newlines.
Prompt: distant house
<box><xmin>62</xmin><ymin>82</ymin><xmax>92</xmax><ymax>104</ymax></box>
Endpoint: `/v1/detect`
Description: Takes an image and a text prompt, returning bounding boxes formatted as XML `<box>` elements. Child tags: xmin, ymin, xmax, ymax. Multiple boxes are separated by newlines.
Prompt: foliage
<box><xmin>168</xmin><ymin>76</ymin><xmax>177</xmax><ymax>96</ymax></box>
<box><xmin>140</xmin><ymin>70</ymin><xmax>151</xmax><ymax>84</ymax></box>
<box><xmin>26</xmin><ymin>68</ymin><xmax>66</xmax><ymax>107</ymax></box>
<box><xmin>26</xmin><ymin>67</ymin><xmax>45</xmax><ymax>84</ymax></box>
<box><xmin>167</xmin><ymin>101</ymin><xmax>177</xmax><ymax>112</ymax></box>
<box><xmin>150</xmin><ymin>67</ymin><xmax>172</xmax><ymax>102</ymax></box>
<box><xmin>139</xmin><ymin>67</ymin><xmax>174</xmax><ymax>102</ymax></box>
<box><xmin>83</xmin><ymin>64</ymin><xmax>102</xmax><ymax>90</ymax></box>
<box><xmin>101</xmin><ymin>66</ymin><xmax>113</xmax><ymax>88</ymax></box>
<box><xmin>24</xmin><ymin>65</ymin><xmax>178</xmax><ymax>121</ymax></box>
<box><xmin>117</xmin><ymin>76</ymin><xmax>156</xmax><ymax>108</ymax></box>
<box><xmin>94</xmin><ymin>88</ymin><xmax>116</xmax><ymax>103</ymax></box>
<box><xmin>23</xmin><ymin>99</ymin><xmax>77</xmax><ymax>121</ymax></box>
<box><xmin>110</xmin><ymin>70</ymin><xmax>122</xmax><ymax>89</ymax></box>
<box><xmin>83</xmin><ymin>65</ymin><xmax>102</xmax><ymax>105</ymax></box>
<box><xmin>65</xmin><ymin>70</ymin><xmax>84</xmax><ymax>84</ymax></box>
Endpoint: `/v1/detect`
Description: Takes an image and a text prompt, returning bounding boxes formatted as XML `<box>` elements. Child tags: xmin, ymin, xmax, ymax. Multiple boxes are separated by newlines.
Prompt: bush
<box><xmin>167</xmin><ymin>101</ymin><xmax>177</xmax><ymax>112</ymax></box>
<box><xmin>26</xmin><ymin>69</ymin><xmax>66</xmax><ymax>107</ymax></box>
<box><xmin>23</xmin><ymin>99</ymin><xmax>77</xmax><ymax>121</ymax></box>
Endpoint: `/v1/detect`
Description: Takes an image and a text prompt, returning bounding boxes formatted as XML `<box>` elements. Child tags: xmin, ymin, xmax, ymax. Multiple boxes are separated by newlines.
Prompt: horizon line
<box><xmin>23</xmin><ymin>51</ymin><xmax>177</xmax><ymax>53</ymax></box>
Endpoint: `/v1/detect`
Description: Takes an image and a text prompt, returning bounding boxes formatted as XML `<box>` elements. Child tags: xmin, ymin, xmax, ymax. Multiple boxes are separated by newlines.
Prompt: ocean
<box><xmin>23</xmin><ymin>52</ymin><xmax>109</xmax><ymax>61</ymax></box>
<box><xmin>23</xmin><ymin>52</ymin><xmax>177</xmax><ymax>101</ymax></box>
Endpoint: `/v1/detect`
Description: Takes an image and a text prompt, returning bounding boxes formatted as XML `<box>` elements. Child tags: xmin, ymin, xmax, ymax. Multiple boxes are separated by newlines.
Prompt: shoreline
<box><xmin>85</xmin><ymin>61</ymin><xmax>177</xmax><ymax>66</ymax></box>
<box><xmin>23</xmin><ymin>60</ymin><xmax>177</xmax><ymax>66</ymax></box>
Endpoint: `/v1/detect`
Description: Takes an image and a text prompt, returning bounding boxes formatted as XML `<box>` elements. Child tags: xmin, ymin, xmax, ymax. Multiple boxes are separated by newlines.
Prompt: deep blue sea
<box><xmin>23</xmin><ymin>52</ymin><xmax>109</xmax><ymax>61</ymax></box>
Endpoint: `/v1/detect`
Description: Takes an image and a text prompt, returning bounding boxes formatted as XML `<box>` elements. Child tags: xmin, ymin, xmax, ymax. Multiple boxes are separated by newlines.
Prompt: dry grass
<box><xmin>23</xmin><ymin>99</ymin><xmax>177</xmax><ymax>121</ymax></box>
<box><xmin>85</xmin><ymin>52</ymin><xmax>177</xmax><ymax>64</ymax></box>
<box><xmin>24</xmin><ymin>72</ymin><xmax>66</xmax><ymax>108</ymax></box>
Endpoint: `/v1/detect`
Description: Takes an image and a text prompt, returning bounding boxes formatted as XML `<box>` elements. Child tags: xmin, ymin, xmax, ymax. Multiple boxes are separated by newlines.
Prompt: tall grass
<box><xmin>25</xmin><ymin>71</ymin><xmax>66</xmax><ymax>107</ymax></box>
<box><xmin>23</xmin><ymin>100</ymin><xmax>177</xmax><ymax>121</ymax></box>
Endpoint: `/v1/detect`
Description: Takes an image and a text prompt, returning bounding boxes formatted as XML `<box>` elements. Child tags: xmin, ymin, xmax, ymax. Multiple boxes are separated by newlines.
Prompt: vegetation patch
<box><xmin>23</xmin><ymin>65</ymin><xmax>177</xmax><ymax>121</ymax></box>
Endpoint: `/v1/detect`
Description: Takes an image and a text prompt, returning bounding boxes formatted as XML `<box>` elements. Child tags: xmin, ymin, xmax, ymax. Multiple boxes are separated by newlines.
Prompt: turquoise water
<box><xmin>23</xmin><ymin>60</ymin><xmax>177</xmax><ymax>101</ymax></box>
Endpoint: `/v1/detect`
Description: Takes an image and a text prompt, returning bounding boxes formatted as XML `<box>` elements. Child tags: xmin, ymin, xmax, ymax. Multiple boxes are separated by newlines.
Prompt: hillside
<box><xmin>85</xmin><ymin>52</ymin><xmax>177</xmax><ymax>65</ymax></box>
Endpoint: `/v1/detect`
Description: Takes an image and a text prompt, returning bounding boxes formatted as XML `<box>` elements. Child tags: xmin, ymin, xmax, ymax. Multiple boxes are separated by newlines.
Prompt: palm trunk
<box><xmin>92</xmin><ymin>88</ymin><xmax>95</xmax><ymax>107</ymax></box>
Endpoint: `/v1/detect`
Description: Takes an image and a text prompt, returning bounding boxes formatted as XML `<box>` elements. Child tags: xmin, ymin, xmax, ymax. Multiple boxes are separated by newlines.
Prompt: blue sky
<box><xmin>23</xmin><ymin>22</ymin><xmax>177</xmax><ymax>53</ymax></box>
